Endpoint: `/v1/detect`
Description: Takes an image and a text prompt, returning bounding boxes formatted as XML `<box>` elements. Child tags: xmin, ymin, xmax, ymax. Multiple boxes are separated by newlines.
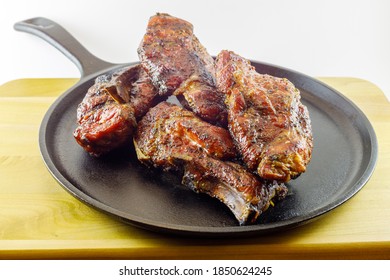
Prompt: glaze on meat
<box><xmin>138</xmin><ymin>13</ymin><xmax>227</xmax><ymax>126</ymax></box>
<box><xmin>73</xmin><ymin>65</ymin><xmax>160</xmax><ymax>156</ymax></box>
<box><xmin>134</xmin><ymin>102</ymin><xmax>288</xmax><ymax>224</ymax></box>
<box><xmin>215</xmin><ymin>50</ymin><xmax>313</xmax><ymax>182</ymax></box>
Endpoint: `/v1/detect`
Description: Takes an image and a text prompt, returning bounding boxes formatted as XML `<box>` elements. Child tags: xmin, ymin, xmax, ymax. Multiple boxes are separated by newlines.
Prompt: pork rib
<box><xmin>138</xmin><ymin>13</ymin><xmax>227</xmax><ymax>126</ymax></box>
<box><xmin>215</xmin><ymin>50</ymin><xmax>313</xmax><ymax>182</ymax></box>
<box><xmin>73</xmin><ymin>65</ymin><xmax>159</xmax><ymax>156</ymax></box>
<box><xmin>134</xmin><ymin>102</ymin><xmax>287</xmax><ymax>225</ymax></box>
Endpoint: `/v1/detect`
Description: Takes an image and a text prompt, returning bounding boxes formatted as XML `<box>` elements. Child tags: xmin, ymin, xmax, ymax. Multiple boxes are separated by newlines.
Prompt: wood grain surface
<box><xmin>0</xmin><ymin>77</ymin><xmax>389</xmax><ymax>259</ymax></box>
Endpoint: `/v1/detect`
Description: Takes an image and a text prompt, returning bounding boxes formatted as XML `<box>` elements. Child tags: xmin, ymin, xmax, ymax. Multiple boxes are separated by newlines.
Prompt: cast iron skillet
<box><xmin>14</xmin><ymin>17</ymin><xmax>378</xmax><ymax>237</ymax></box>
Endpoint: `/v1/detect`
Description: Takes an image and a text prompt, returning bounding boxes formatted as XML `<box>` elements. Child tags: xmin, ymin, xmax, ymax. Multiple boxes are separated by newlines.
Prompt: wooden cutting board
<box><xmin>0</xmin><ymin>77</ymin><xmax>389</xmax><ymax>259</ymax></box>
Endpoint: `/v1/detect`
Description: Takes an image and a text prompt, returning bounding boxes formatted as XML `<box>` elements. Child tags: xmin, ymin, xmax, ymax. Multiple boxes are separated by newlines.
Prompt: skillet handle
<box><xmin>14</xmin><ymin>17</ymin><xmax>117</xmax><ymax>78</ymax></box>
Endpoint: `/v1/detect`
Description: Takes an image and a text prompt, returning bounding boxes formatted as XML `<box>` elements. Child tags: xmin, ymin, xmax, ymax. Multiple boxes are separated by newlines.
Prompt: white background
<box><xmin>1</xmin><ymin>0</ymin><xmax>389</xmax><ymax>100</ymax></box>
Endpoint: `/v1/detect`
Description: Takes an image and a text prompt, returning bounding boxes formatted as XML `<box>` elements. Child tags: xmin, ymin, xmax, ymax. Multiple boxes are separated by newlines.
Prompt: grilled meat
<box><xmin>134</xmin><ymin>102</ymin><xmax>236</xmax><ymax>167</ymax></box>
<box><xmin>134</xmin><ymin>102</ymin><xmax>288</xmax><ymax>224</ymax></box>
<box><xmin>72</xmin><ymin>14</ymin><xmax>313</xmax><ymax>225</ymax></box>
<box><xmin>215</xmin><ymin>50</ymin><xmax>313</xmax><ymax>182</ymax></box>
<box><xmin>138</xmin><ymin>13</ymin><xmax>227</xmax><ymax>126</ymax></box>
<box><xmin>182</xmin><ymin>158</ymin><xmax>288</xmax><ymax>225</ymax></box>
<box><xmin>105</xmin><ymin>65</ymin><xmax>161</xmax><ymax>120</ymax></box>
<box><xmin>73</xmin><ymin>65</ymin><xmax>159</xmax><ymax>156</ymax></box>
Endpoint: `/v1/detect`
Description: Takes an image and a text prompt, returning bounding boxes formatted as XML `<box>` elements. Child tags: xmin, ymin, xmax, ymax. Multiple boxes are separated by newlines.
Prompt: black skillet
<box><xmin>14</xmin><ymin>17</ymin><xmax>378</xmax><ymax>237</ymax></box>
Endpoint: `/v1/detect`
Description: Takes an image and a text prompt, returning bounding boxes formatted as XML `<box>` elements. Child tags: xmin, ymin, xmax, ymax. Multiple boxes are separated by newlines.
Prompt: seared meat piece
<box><xmin>102</xmin><ymin>65</ymin><xmax>160</xmax><ymax>120</ymax></box>
<box><xmin>215</xmin><ymin>50</ymin><xmax>313</xmax><ymax>182</ymax></box>
<box><xmin>174</xmin><ymin>77</ymin><xmax>228</xmax><ymax>127</ymax></box>
<box><xmin>134</xmin><ymin>102</ymin><xmax>287</xmax><ymax>225</ymax></box>
<box><xmin>138</xmin><ymin>13</ymin><xmax>227</xmax><ymax>126</ymax></box>
<box><xmin>182</xmin><ymin>158</ymin><xmax>288</xmax><ymax>224</ymax></box>
<box><xmin>73</xmin><ymin>65</ymin><xmax>159</xmax><ymax>156</ymax></box>
<box><xmin>135</xmin><ymin>102</ymin><xmax>236</xmax><ymax>167</ymax></box>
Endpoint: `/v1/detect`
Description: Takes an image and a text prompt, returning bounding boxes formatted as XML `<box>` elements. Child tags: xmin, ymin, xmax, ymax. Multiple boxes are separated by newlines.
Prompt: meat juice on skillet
<box><xmin>138</xmin><ymin>13</ymin><xmax>227</xmax><ymax>127</ymax></box>
<box><xmin>134</xmin><ymin>102</ymin><xmax>288</xmax><ymax>225</ymax></box>
<box><xmin>73</xmin><ymin>64</ymin><xmax>161</xmax><ymax>156</ymax></box>
<box><xmin>215</xmin><ymin>50</ymin><xmax>313</xmax><ymax>182</ymax></box>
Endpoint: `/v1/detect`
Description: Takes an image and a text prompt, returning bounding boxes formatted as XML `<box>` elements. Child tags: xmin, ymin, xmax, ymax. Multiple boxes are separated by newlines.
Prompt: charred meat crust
<box><xmin>138</xmin><ymin>13</ymin><xmax>227</xmax><ymax>126</ymax></box>
<box><xmin>215</xmin><ymin>50</ymin><xmax>313</xmax><ymax>182</ymax></box>
<box><xmin>73</xmin><ymin>64</ymin><xmax>160</xmax><ymax>157</ymax></box>
<box><xmin>134</xmin><ymin>102</ymin><xmax>288</xmax><ymax>225</ymax></box>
